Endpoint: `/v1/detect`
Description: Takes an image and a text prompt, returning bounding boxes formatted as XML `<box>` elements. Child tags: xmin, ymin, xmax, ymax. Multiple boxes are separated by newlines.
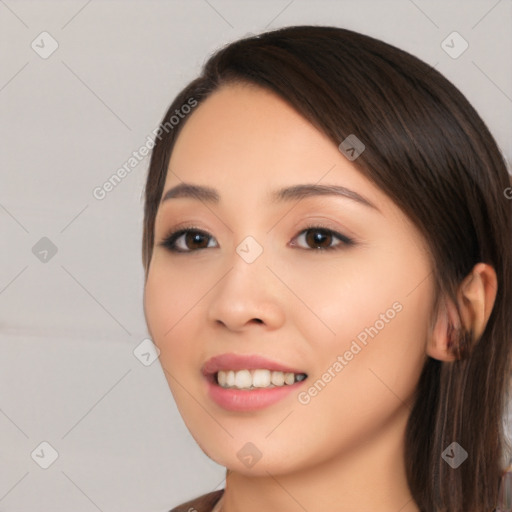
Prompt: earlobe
<box><xmin>426</xmin><ymin>263</ymin><xmax>498</xmax><ymax>362</ymax></box>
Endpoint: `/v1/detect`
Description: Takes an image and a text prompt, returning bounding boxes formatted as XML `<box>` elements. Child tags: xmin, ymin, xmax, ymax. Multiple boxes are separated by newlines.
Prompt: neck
<box><xmin>221</xmin><ymin>405</ymin><xmax>420</xmax><ymax>512</ymax></box>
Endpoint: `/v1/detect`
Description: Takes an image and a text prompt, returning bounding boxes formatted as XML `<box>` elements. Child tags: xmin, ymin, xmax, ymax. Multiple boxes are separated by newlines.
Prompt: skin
<box><xmin>143</xmin><ymin>82</ymin><xmax>497</xmax><ymax>512</ymax></box>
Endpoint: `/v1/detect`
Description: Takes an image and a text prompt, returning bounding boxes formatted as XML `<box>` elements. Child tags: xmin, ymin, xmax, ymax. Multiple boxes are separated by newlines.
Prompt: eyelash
<box><xmin>157</xmin><ymin>222</ymin><xmax>355</xmax><ymax>254</ymax></box>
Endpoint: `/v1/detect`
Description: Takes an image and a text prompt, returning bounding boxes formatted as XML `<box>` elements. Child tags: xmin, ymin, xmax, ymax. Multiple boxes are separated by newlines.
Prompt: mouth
<box><xmin>202</xmin><ymin>353</ymin><xmax>308</xmax><ymax>411</ymax></box>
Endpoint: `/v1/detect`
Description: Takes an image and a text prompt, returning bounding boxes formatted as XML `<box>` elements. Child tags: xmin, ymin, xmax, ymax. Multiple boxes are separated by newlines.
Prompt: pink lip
<box><xmin>201</xmin><ymin>353</ymin><xmax>306</xmax><ymax>376</ymax></box>
<box><xmin>201</xmin><ymin>353</ymin><xmax>308</xmax><ymax>412</ymax></box>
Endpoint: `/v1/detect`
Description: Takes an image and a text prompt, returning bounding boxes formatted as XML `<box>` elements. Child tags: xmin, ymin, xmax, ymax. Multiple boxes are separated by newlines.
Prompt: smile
<box><xmin>202</xmin><ymin>353</ymin><xmax>309</xmax><ymax>411</ymax></box>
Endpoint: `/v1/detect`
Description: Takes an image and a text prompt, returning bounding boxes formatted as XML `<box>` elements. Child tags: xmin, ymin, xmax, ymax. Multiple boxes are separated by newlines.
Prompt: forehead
<box><xmin>169</xmin><ymin>82</ymin><xmax>328</xmax><ymax>165</ymax></box>
<box><xmin>165</xmin><ymin>83</ymin><xmax>380</xmax><ymax>202</ymax></box>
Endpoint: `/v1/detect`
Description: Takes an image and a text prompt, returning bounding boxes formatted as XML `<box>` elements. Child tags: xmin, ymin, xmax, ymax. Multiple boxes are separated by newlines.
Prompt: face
<box><xmin>144</xmin><ymin>82</ymin><xmax>435</xmax><ymax>476</ymax></box>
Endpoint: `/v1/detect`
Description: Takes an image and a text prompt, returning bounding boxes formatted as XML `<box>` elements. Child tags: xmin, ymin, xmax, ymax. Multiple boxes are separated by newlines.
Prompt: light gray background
<box><xmin>1</xmin><ymin>1</ymin><xmax>511</xmax><ymax>511</ymax></box>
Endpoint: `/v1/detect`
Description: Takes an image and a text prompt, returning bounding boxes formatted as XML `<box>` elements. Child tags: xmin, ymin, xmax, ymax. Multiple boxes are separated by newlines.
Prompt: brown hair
<box><xmin>142</xmin><ymin>25</ymin><xmax>512</xmax><ymax>512</ymax></box>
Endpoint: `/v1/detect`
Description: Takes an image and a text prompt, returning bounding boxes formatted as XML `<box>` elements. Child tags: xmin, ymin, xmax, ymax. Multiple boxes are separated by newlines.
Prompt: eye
<box><xmin>157</xmin><ymin>224</ymin><xmax>354</xmax><ymax>253</ymax></box>
<box><xmin>158</xmin><ymin>226</ymin><xmax>218</xmax><ymax>253</ymax></box>
<box><xmin>290</xmin><ymin>224</ymin><xmax>354</xmax><ymax>251</ymax></box>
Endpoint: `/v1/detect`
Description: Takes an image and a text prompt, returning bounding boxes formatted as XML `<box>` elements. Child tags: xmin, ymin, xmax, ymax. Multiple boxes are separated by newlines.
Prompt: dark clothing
<box><xmin>170</xmin><ymin>489</ymin><xmax>224</xmax><ymax>512</ymax></box>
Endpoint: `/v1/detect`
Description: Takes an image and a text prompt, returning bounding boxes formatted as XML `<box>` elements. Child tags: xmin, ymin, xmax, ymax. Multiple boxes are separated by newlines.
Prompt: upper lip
<box><xmin>202</xmin><ymin>353</ymin><xmax>307</xmax><ymax>377</ymax></box>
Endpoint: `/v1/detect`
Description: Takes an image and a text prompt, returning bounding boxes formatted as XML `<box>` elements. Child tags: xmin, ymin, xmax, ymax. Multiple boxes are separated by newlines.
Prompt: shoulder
<box><xmin>168</xmin><ymin>489</ymin><xmax>224</xmax><ymax>512</ymax></box>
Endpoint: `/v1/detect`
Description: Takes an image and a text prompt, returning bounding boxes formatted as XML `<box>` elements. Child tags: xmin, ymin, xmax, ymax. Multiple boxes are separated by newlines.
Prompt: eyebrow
<box><xmin>160</xmin><ymin>182</ymin><xmax>380</xmax><ymax>212</ymax></box>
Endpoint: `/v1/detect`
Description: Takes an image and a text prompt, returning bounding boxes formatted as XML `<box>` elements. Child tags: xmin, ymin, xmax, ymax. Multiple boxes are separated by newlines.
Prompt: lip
<box><xmin>202</xmin><ymin>353</ymin><xmax>306</xmax><ymax>376</ymax></box>
<box><xmin>202</xmin><ymin>353</ymin><xmax>308</xmax><ymax>412</ymax></box>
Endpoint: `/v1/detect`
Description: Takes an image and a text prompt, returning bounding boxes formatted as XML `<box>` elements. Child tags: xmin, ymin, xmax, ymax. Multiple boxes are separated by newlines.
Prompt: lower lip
<box><xmin>205</xmin><ymin>375</ymin><xmax>306</xmax><ymax>412</ymax></box>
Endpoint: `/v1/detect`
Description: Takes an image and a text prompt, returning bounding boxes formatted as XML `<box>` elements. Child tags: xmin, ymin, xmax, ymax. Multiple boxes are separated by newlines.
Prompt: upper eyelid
<box><xmin>159</xmin><ymin>217</ymin><xmax>352</xmax><ymax>237</ymax></box>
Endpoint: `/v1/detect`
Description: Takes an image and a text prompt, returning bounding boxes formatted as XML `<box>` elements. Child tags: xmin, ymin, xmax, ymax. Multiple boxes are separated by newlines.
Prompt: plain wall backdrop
<box><xmin>1</xmin><ymin>0</ymin><xmax>511</xmax><ymax>510</ymax></box>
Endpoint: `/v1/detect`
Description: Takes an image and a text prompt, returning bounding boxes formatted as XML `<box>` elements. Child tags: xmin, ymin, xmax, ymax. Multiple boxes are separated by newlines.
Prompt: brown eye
<box><xmin>159</xmin><ymin>228</ymin><xmax>217</xmax><ymax>252</ymax></box>
<box><xmin>183</xmin><ymin>231</ymin><xmax>210</xmax><ymax>250</ymax></box>
<box><xmin>304</xmin><ymin>228</ymin><xmax>333</xmax><ymax>249</ymax></box>
<box><xmin>292</xmin><ymin>226</ymin><xmax>354</xmax><ymax>251</ymax></box>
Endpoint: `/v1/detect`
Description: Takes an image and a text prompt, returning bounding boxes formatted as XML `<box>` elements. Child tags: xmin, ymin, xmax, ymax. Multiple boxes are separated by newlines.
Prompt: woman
<box><xmin>141</xmin><ymin>25</ymin><xmax>512</xmax><ymax>512</ymax></box>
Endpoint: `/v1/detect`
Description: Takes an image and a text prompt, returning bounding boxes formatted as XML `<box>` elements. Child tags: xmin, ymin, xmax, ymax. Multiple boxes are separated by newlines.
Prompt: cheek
<box><xmin>286</xmin><ymin>290</ymin><xmax>430</xmax><ymax>467</ymax></box>
<box><xmin>143</xmin><ymin>260</ymin><xmax>212</xmax><ymax>376</ymax></box>
<box><xmin>144</xmin><ymin>257</ymin><xmax>198</xmax><ymax>337</ymax></box>
<box><xmin>144</xmin><ymin>265</ymin><xmax>189</xmax><ymax>362</ymax></box>
<box><xmin>274</xmin><ymin>250</ymin><xmax>400</xmax><ymax>347</ymax></box>
<box><xmin>316</xmin><ymin>240</ymin><xmax>431</xmax><ymax>335</ymax></box>
<box><xmin>144</xmin><ymin>275</ymin><xmax>207</xmax><ymax>437</ymax></box>
<box><xmin>288</xmin><ymin>243</ymin><xmax>433</xmax><ymax>394</ymax></box>
<box><xmin>298</xmin><ymin>298</ymin><xmax>428</xmax><ymax>427</ymax></box>
<box><xmin>144</xmin><ymin>269</ymin><xmax>173</xmax><ymax>342</ymax></box>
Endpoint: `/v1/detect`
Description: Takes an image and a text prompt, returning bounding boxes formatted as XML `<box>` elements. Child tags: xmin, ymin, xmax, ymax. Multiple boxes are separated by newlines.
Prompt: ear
<box><xmin>427</xmin><ymin>263</ymin><xmax>498</xmax><ymax>361</ymax></box>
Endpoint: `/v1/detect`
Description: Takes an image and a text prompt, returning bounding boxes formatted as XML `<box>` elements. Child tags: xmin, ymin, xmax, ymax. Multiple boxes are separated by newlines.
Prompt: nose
<box><xmin>206</xmin><ymin>248</ymin><xmax>286</xmax><ymax>333</ymax></box>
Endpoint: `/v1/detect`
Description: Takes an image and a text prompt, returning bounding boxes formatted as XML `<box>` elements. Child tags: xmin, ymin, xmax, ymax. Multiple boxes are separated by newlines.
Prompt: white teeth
<box><xmin>216</xmin><ymin>369</ymin><xmax>306</xmax><ymax>389</ymax></box>
<box><xmin>252</xmin><ymin>369</ymin><xmax>271</xmax><ymax>388</ymax></box>
<box><xmin>271</xmin><ymin>371</ymin><xmax>285</xmax><ymax>386</ymax></box>
<box><xmin>217</xmin><ymin>370</ymin><xmax>227</xmax><ymax>387</ymax></box>
<box><xmin>234</xmin><ymin>369</ymin><xmax>252</xmax><ymax>389</ymax></box>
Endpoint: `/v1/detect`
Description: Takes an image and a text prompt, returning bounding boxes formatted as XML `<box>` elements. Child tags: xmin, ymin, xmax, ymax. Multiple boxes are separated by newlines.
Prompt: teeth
<box><xmin>271</xmin><ymin>370</ymin><xmax>284</xmax><ymax>386</ymax></box>
<box><xmin>217</xmin><ymin>370</ymin><xmax>227</xmax><ymax>387</ymax></box>
<box><xmin>216</xmin><ymin>369</ymin><xmax>307</xmax><ymax>390</ymax></box>
<box><xmin>234</xmin><ymin>369</ymin><xmax>252</xmax><ymax>389</ymax></box>
<box><xmin>284</xmin><ymin>372</ymin><xmax>295</xmax><ymax>385</ymax></box>
<box><xmin>253</xmin><ymin>369</ymin><xmax>271</xmax><ymax>388</ymax></box>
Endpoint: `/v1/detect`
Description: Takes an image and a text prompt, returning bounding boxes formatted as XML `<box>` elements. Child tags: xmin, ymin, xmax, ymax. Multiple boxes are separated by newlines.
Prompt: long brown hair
<box><xmin>142</xmin><ymin>25</ymin><xmax>512</xmax><ymax>512</ymax></box>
